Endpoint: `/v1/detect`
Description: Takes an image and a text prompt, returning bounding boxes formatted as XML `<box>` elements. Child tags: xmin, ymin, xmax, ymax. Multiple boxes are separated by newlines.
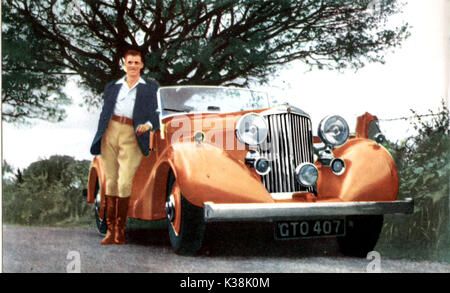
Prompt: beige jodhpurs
<box><xmin>101</xmin><ymin>120</ymin><xmax>143</xmax><ymax>198</ymax></box>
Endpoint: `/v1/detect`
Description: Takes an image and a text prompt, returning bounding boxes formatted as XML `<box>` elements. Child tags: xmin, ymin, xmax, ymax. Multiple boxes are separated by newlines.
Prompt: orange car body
<box><xmin>86</xmin><ymin>86</ymin><xmax>414</xmax><ymax>255</ymax></box>
<box><xmin>87</xmin><ymin>108</ymin><xmax>400</xmax><ymax>220</ymax></box>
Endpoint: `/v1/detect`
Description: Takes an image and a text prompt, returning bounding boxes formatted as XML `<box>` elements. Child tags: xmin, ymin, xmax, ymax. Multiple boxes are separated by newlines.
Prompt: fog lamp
<box><xmin>330</xmin><ymin>158</ymin><xmax>346</xmax><ymax>175</ymax></box>
<box><xmin>295</xmin><ymin>163</ymin><xmax>319</xmax><ymax>187</ymax></box>
<box><xmin>245</xmin><ymin>150</ymin><xmax>271</xmax><ymax>175</ymax></box>
<box><xmin>254</xmin><ymin>157</ymin><xmax>270</xmax><ymax>175</ymax></box>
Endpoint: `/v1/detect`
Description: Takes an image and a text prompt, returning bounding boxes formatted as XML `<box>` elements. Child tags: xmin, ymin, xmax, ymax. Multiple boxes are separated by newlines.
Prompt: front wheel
<box><xmin>165</xmin><ymin>172</ymin><xmax>205</xmax><ymax>256</ymax></box>
<box><xmin>337</xmin><ymin>215</ymin><xmax>384</xmax><ymax>257</ymax></box>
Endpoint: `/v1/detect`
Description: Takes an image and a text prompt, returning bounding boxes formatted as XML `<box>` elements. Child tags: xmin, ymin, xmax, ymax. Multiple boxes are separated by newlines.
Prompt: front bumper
<box><xmin>204</xmin><ymin>198</ymin><xmax>414</xmax><ymax>222</ymax></box>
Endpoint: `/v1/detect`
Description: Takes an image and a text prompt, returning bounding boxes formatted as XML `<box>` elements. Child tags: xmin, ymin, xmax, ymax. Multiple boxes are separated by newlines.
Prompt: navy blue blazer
<box><xmin>90</xmin><ymin>78</ymin><xmax>160</xmax><ymax>157</ymax></box>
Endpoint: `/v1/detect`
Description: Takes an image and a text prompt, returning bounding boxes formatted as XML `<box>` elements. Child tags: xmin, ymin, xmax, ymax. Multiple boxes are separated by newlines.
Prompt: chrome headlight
<box><xmin>235</xmin><ymin>113</ymin><xmax>268</xmax><ymax>146</ymax></box>
<box><xmin>318</xmin><ymin>115</ymin><xmax>349</xmax><ymax>147</ymax></box>
<box><xmin>295</xmin><ymin>163</ymin><xmax>319</xmax><ymax>187</ymax></box>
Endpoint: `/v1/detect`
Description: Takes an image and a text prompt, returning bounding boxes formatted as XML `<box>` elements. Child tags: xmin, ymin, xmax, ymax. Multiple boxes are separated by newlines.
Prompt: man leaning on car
<box><xmin>90</xmin><ymin>47</ymin><xmax>160</xmax><ymax>245</ymax></box>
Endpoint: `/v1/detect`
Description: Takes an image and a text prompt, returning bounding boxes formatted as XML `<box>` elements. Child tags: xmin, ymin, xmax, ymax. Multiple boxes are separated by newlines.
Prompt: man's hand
<box><xmin>136</xmin><ymin>123</ymin><xmax>152</xmax><ymax>136</ymax></box>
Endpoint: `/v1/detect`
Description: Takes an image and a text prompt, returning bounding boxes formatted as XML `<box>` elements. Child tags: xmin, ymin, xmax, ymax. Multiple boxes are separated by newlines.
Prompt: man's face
<box><xmin>124</xmin><ymin>54</ymin><xmax>143</xmax><ymax>78</ymax></box>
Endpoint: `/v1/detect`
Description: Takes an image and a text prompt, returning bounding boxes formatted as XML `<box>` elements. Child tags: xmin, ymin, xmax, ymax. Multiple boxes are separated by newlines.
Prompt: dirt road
<box><xmin>3</xmin><ymin>223</ymin><xmax>449</xmax><ymax>273</ymax></box>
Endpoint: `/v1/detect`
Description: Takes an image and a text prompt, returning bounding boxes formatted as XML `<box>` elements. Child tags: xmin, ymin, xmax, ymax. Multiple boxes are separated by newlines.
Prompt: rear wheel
<box><xmin>94</xmin><ymin>180</ymin><xmax>107</xmax><ymax>235</ymax></box>
<box><xmin>337</xmin><ymin>215</ymin><xmax>384</xmax><ymax>257</ymax></box>
<box><xmin>165</xmin><ymin>172</ymin><xmax>205</xmax><ymax>256</ymax></box>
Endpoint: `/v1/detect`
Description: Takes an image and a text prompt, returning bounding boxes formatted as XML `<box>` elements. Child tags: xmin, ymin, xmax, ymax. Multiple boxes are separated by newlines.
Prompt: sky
<box><xmin>2</xmin><ymin>0</ymin><xmax>449</xmax><ymax>170</ymax></box>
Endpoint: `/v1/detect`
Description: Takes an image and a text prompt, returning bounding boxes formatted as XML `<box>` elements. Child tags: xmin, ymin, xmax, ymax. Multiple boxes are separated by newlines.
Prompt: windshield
<box><xmin>159</xmin><ymin>86</ymin><xmax>270</xmax><ymax>117</ymax></box>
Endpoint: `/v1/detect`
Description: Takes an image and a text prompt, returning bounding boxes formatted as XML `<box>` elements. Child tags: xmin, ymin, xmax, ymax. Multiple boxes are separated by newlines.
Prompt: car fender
<box><xmin>165</xmin><ymin>142</ymin><xmax>274</xmax><ymax>207</ymax></box>
<box><xmin>317</xmin><ymin>138</ymin><xmax>399</xmax><ymax>202</ymax></box>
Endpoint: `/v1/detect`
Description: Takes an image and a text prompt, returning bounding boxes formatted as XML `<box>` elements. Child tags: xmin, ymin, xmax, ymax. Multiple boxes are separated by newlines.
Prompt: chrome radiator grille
<box><xmin>259</xmin><ymin>112</ymin><xmax>314</xmax><ymax>193</ymax></box>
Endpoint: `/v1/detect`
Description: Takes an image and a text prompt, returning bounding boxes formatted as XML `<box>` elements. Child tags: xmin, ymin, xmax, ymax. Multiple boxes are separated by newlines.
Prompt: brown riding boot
<box><xmin>114</xmin><ymin>196</ymin><xmax>130</xmax><ymax>245</ymax></box>
<box><xmin>101</xmin><ymin>195</ymin><xmax>117</xmax><ymax>245</ymax></box>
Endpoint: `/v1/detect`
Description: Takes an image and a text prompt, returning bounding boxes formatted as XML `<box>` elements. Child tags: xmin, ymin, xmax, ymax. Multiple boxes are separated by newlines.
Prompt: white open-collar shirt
<box><xmin>114</xmin><ymin>76</ymin><xmax>152</xmax><ymax>128</ymax></box>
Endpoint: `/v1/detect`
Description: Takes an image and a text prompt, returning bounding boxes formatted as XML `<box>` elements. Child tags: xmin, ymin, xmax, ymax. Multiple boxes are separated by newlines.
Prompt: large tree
<box><xmin>2</xmin><ymin>1</ymin><xmax>71</xmax><ymax>123</ymax></box>
<box><xmin>2</xmin><ymin>0</ymin><xmax>410</xmax><ymax>123</ymax></box>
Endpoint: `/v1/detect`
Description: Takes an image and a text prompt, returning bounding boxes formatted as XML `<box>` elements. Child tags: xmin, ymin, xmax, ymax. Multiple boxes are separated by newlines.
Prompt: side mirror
<box><xmin>369</xmin><ymin>120</ymin><xmax>385</xmax><ymax>144</ymax></box>
<box><xmin>373</xmin><ymin>133</ymin><xmax>386</xmax><ymax>144</ymax></box>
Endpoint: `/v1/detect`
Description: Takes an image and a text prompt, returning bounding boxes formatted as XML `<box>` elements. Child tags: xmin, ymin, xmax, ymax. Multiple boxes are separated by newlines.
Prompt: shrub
<box><xmin>2</xmin><ymin>156</ymin><xmax>92</xmax><ymax>226</ymax></box>
<box><xmin>377</xmin><ymin>100</ymin><xmax>449</xmax><ymax>262</ymax></box>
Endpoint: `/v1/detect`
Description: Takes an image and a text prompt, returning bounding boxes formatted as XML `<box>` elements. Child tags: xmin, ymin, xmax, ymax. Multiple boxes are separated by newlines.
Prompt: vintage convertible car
<box><xmin>85</xmin><ymin>86</ymin><xmax>413</xmax><ymax>256</ymax></box>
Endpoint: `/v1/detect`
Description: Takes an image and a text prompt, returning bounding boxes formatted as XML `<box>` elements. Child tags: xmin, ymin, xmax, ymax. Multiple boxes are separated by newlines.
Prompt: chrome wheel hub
<box><xmin>94</xmin><ymin>191</ymin><xmax>101</xmax><ymax>212</ymax></box>
<box><xmin>165</xmin><ymin>194</ymin><xmax>175</xmax><ymax>222</ymax></box>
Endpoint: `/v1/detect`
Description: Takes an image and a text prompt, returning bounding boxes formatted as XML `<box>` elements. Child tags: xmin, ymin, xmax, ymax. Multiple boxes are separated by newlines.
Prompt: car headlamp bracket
<box><xmin>313</xmin><ymin>144</ymin><xmax>346</xmax><ymax>176</ymax></box>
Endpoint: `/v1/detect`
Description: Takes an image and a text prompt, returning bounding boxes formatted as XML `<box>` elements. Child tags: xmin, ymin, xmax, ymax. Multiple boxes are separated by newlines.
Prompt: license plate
<box><xmin>275</xmin><ymin>219</ymin><xmax>346</xmax><ymax>240</ymax></box>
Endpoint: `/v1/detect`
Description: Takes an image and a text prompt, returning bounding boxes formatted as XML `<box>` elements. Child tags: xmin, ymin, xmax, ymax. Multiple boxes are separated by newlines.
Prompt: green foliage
<box><xmin>3</xmin><ymin>0</ymin><xmax>410</xmax><ymax>120</ymax></box>
<box><xmin>377</xmin><ymin>100</ymin><xmax>450</xmax><ymax>262</ymax></box>
<box><xmin>2</xmin><ymin>156</ymin><xmax>92</xmax><ymax>226</ymax></box>
<box><xmin>1</xmin><ymin>1</ymin><xmax>71</xmax><ymax>124</ymax></box>
<box><xmin>2</xmin><ymin>160</ymin><xmax>14</xmax><ymax>178</ymax></box>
